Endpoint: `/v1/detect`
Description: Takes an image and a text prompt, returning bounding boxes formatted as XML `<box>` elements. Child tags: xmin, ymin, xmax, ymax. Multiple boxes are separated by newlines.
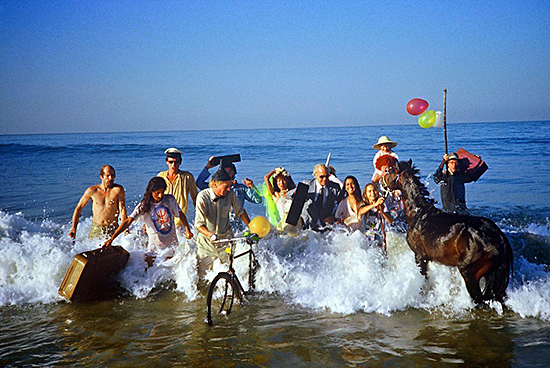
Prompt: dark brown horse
<box><xmin>381</xmin><ymin>160</ymin><xmax>513</xmax><ymax>303</ymax></box>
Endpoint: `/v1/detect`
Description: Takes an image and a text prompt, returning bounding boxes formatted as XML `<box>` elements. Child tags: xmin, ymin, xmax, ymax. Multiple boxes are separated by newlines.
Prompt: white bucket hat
<box><xmin>373</xmin><ymin>136</ymin><xmax>398</xmax><ymax>150</ymax></box>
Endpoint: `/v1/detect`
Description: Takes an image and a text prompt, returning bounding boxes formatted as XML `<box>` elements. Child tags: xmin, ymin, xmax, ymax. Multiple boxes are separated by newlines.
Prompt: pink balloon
<box><xmin>406</xmin><ymin>98</ymin><xmax>429</xmax><ymax>116</ymax></box>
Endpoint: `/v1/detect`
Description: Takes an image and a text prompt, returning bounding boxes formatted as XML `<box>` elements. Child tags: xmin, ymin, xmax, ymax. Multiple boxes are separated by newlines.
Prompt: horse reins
<box><xmin>380</xmin><ymin>172</ymin><xmax>400</xmax><ymax>198</ymax></box>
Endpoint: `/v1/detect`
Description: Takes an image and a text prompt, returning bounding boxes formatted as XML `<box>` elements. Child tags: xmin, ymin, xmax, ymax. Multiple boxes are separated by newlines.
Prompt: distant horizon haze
<box><xmin>2</xmin><ymin>119</ymin><xmax>548</xmax><ymax>137</ymax></box>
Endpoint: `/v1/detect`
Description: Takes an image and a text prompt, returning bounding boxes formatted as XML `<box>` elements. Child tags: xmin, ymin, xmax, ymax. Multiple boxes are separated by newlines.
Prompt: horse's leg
<box><xmin>459</xmin><ymin>267</ymin><xmax>484</xmax><ymax>304</ymax></box>
<box><xmin>462</xmin><ymin>253</ymin><xmax>501</xmax><ymax>302</ymax></box>
<box><xmin>414</xmin><ymin>252</ymin><xmax>428</xmax><ymax>277</ymax></box>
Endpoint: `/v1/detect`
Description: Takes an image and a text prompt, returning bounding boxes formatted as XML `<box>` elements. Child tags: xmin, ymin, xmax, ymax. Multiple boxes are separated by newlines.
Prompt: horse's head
<box><xmin>380</xmin><ymin>159</ymin><xmax>414</xmax><ymax>192</ymax></box>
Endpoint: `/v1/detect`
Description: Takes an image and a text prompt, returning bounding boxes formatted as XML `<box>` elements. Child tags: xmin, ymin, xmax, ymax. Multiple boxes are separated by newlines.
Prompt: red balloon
<box><xmin>406</xmin><ymin>98</ymin><xmax>429</xmax><ymax>116</ymax></box>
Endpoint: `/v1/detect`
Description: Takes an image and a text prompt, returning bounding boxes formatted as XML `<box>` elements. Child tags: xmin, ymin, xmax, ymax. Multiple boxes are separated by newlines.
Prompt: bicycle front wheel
<box><xmin>206</xmin><ymin>272</ymin><xmax>238</xmax><ymax>325</ymax></box>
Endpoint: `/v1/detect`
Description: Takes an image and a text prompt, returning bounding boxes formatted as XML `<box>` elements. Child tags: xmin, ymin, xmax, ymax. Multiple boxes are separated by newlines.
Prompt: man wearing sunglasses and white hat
<box><xmin>158</xmin><ymin>148</ymin><xmax>198</xmax><ymax>227</ymax></box>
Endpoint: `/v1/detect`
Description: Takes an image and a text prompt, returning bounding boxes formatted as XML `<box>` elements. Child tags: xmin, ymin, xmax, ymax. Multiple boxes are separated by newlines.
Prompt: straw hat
<box><xmin>373</xmin><ymin>136</ymin><xmax>398</xmax><ymax>150</ymax></box>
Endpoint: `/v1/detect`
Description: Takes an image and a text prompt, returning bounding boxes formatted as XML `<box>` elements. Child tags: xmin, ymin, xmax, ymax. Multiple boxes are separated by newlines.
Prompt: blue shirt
<box><xmin>195</xmin><ymin>168</ymin><xmax>262</xmax><ymax>208</ymax></box>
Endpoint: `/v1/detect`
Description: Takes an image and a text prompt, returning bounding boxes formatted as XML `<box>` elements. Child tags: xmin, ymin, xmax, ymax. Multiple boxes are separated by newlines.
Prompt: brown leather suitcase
<box><xmin>58</xmin><ymin>246</ymin><xmax>130</xmax><ymax>302</ymax></box>
<box><xmin>456</xmin><ymin>147</ymin><xmax>488</xmax><ymax>183</ymax></box>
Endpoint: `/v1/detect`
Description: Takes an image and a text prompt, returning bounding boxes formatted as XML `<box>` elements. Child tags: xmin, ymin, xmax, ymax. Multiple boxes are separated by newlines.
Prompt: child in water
<box><xmin>371</xmin><ymin>135</ymin><xmax>399</xmax><ymax>183</ymax></box>
<box><xmin>359</xmin><ymin>183</ymin><xmax>393</xmax><ymax>250</ymax></box>
<box><xmin>104</xmin><ymin>177</ymin><xmax>193</xmax><ymax>266</ymax></box>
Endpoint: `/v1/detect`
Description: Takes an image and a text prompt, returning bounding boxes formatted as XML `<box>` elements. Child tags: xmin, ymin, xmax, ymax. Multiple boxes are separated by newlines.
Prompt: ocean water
<box><xmin>1</xmin><ymin>121</ymin><xmax>549</xmax><ymax>366</ymax></box>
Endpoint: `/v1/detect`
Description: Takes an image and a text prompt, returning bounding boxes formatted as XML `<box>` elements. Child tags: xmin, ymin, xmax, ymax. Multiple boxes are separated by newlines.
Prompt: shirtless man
<box><xmin>69</xmin><ymin>165</ymin><xmax>127</xmax><ymax>240</ymax></box>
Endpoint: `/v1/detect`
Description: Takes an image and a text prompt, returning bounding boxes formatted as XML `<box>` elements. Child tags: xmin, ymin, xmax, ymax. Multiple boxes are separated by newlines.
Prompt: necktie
<box><xmin>316</xmin><ymin>187</ymin><xmax>325</xmax><ymax>211</ymax></box>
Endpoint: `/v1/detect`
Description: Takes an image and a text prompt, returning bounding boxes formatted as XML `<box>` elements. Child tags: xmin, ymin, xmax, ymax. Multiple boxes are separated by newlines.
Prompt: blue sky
<box><xmin>1</xmin><ymin>0</ymin><xmax>549</xmax><ymax>134</ymax></box>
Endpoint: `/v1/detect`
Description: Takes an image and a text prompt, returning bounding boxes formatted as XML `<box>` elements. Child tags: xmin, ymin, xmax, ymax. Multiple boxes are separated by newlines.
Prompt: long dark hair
<box><xmin>273</xmin><ymin>173</ymin><xmax>296</xmax><ymax>192</ymax></box>
<box><xmin>343</xmin><ymin>175</ymin><xmax>362</xmax><ymax>202</ymax></box>
<box><xmin>139</xmin><ymin>177</ymin><xmax>167</xmax><ymax>214</ymax></box>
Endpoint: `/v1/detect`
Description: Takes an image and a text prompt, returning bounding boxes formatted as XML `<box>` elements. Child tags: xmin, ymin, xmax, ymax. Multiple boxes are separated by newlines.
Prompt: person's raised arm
<box><xmin>196</xmin><ymin>156</ymin><xmax>216</xmax><ymax>191</ymax></box>
<box><xmin>433</xmin><ymin>154</ymin><xmax>448</xmax><ymax>183</ymax></box>
<box><xmin>68</xmin><ymin>187</ymin><xmax>93</xmax><ymax>239</ymax></box>
<box><xmin>264</xmin><ymin>169</ymin><xmax>277</xmax><ymax>197</ymax></box>
<box><xmin>243</xmin><ymin>178</ymin><xmax>263</xmax><ymax>204</ymax></box>
<box><xmin>440</xmin><ymin>154</ymin><xmax>449</xmax><ymax>169</ymax></box>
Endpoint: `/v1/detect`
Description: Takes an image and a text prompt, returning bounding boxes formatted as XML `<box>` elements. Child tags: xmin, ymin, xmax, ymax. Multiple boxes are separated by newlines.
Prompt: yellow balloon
<box><xmin>248</xmin><ymin>216</ymin><xmax>271</xmax><ymax>238</ymax></box>
<box><xmin>418</xmin><ymin>110</ymin><xmax>436</xmax><ymax>129</ymax></box>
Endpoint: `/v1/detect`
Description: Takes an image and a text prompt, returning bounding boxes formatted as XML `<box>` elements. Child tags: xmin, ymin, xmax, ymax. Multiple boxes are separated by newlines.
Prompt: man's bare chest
<box><xmin>92</xmin><ymin>190</ymin><xmax>119</xmax><ymax>207</ymax></box>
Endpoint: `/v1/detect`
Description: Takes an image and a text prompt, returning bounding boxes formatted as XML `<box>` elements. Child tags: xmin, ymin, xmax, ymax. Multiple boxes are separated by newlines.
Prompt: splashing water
<box><xmin>0</xmin><ymin>210</ymin><xmax>549</xmax><ymax>322</ymax></box>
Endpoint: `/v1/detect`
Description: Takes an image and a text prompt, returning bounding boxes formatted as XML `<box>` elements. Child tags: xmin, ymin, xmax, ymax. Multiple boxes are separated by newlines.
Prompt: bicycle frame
<box><xmin>224</xmin><ymin>237</ymin><xmax>258</xmax><ymax>292</ymax></box>
<box><xmin>206</xmin><ymin>235</ymin><xmax>260</xmax><ymax>325</ymax></box>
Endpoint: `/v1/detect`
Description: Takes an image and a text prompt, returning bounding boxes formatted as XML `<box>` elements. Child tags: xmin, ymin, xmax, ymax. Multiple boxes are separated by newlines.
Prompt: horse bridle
<box><xmin>380</xmin><ymin>169</ymin><xmax>400</xmax><ymax>198</ymax></box>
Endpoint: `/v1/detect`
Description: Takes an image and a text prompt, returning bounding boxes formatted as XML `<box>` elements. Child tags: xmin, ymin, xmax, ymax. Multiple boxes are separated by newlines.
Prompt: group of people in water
<box><xmin>69</xmin><ymin>135</ymin><xmax>475</xmax><ymax>276</ymax></box>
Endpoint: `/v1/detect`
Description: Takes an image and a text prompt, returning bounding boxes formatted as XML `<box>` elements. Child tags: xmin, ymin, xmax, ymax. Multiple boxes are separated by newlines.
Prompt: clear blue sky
<box><xmin>1</xmin><ymin>0</ymin><xmax>549</xmax><ymax>134</ymax></box>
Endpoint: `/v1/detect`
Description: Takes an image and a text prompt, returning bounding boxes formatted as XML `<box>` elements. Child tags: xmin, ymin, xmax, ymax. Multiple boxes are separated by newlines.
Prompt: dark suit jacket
<box><xmin>301</xmin><ymin>179</ymin><xmax>343</xmax><ymax>230</ymax></box>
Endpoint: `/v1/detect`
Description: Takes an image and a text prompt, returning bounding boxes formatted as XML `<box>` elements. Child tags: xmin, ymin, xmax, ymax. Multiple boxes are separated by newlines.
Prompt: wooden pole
<box><xmin>443</xmin><ymin>89</ymin><xmax>448</xmax><ymax>154</ymax></box>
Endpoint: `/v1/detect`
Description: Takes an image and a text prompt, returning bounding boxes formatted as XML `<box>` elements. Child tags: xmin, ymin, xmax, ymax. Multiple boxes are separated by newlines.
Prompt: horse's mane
<box><xmin>398</xmin><ymin>159</ymin><xmax>437</xmax><ymax>207</ymax></box>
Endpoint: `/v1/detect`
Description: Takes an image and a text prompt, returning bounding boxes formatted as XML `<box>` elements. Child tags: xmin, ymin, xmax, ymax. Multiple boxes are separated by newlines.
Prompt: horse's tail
<box><xmin>483</xmin><ymin>236</ymin><xmax>514</xmax><ymax>302</ymax></box>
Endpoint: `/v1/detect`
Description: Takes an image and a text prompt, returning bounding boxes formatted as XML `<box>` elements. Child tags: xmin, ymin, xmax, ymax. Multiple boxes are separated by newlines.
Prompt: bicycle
<box><xmin>206</xmin><ymin>233</ymin><xmax>260</xmax><ymax>325</ymax></box>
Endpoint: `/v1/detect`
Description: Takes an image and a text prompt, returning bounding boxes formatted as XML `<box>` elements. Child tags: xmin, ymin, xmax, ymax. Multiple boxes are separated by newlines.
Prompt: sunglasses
<box><xmin>167</xmin><ymin>160</ymin><xmax>179</xmax><ymax>164</ymax></box>
<box><xmin>318</xmin><ymin>175</ymin><xmax>329</xmax><ymax>179</ymax></box>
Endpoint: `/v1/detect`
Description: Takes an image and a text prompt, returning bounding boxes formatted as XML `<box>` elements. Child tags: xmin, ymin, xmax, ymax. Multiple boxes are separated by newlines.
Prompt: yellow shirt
<box><xmin>157</xmin><ymin>170</ymin><xmax>198</xmax><ymax>226</ymax></box>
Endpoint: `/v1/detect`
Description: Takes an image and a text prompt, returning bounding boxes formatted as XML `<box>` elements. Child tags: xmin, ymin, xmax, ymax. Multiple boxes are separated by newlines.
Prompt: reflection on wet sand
<box><xmin>2</xmin><ymin>291</ymin><xmax>549</xmax><ymax>366</ymax></box>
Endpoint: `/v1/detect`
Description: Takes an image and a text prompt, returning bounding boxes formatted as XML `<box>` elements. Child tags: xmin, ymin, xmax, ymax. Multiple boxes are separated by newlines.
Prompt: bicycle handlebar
<box><xmin>213</xmin><ymin>233</ymin><xmax>259</xmax><ymax>244</ymax></box>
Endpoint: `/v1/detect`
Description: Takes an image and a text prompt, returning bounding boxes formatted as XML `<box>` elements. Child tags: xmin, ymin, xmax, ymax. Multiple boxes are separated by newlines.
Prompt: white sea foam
<box><xmin>0</xmin><ymin>210</ymin><xmax>549</xmax><ymax>321</ymax></box>
<box><xmin>250</xmin><ymin>228</ymin><xmax>476</xmax><ymax>315</ymax></box>
<box><xmin>115</xmin><ymin>232</ymin><xmax>199</xmax><ymax>300</ymax></box>
<box><xmin>524</xmin><ymin>223</ymin><xmax>550</xmax><ymax>237</ymax></box>
<box><xmin>0</xmin><ymin>211</ymin><xmax>199</xmax><ymax>306</ymax></box>
<box><xmin>507</xmin><ymin>277</ymin><xmax>550</xmax><ymax>321</ymax></box>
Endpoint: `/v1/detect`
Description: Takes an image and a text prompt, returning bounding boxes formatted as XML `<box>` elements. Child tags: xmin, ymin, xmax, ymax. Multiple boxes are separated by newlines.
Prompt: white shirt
<box><xmin>130</xmin><ymin>195</ymin><xmax>181</xmax><ymax>252</ymax></box>
<box><xmin>335</xmin><ymin>198</ymin><xmax>363</xmax><ymax>231</ymax></box>
<box><xmin>314</xmin><ymin>180</ymin><xmax>327</xmax><ymax>204</ymax></box>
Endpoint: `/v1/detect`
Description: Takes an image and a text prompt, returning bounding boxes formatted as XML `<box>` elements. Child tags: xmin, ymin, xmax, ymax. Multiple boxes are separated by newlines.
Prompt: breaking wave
<box><xmin>0</xmin><ymin>210</ymin><xmax>549</xmax><ymax>322</ymax></box>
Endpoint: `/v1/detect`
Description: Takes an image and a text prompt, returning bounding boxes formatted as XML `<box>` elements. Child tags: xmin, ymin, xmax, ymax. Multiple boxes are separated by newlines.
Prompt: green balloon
<box><xmin>418</xmin><ymin>110</ymin><xmax>436</xmax><ymax>128</ymax></box>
